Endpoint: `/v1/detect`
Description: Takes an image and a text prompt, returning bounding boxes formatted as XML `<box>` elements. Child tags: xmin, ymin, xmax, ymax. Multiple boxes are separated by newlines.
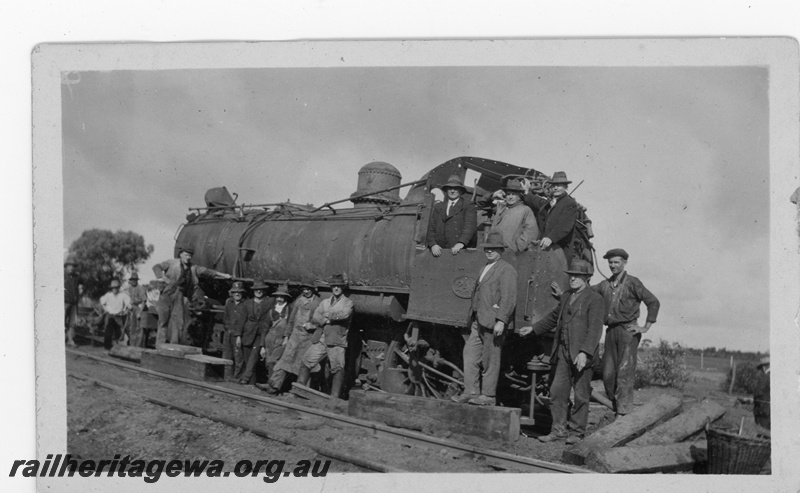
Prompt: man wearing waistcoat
<box><xmin>451</xmin><ymin>231</ymin><xmax>517</xmax><ymax>406</ymax></box>
<box><xmin>592</xmin><ymin>248</ymin><xmax>660</xmax><ymax>417</ymax></box>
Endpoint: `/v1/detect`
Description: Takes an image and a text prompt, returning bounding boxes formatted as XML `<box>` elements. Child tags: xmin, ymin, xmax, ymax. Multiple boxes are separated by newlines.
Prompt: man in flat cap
<box><xmin>592</xmin><ymin>248</ymin><xmax>660</xmax><ymax>417</ymax></box>
<box><xmin>63</xmin><ymin>257</ymin><xmax>83</xmax><ymax>347</ymax></box>
<box><xmin>426</xmin><ymin>175</ymin><xmax>478</xmax><ymax>257</ymax></box>
<box><xmin>152</xmin><ymin>247</ymin><xmax>232</xmax><ymax>346</ymax></box>
<box><xmin>521</xmin><ymin>171</ymin><xmax>581</xmax><ymax>264</ymax></box>
<box><xmin>519</xmin><ymin>259</ymin><xmax>604</xmax><ymax>444</ymax></box>
<box><xmin>451</xmin><ymin>231</ymin><xmax>517</xmax><ymax>406</ymax></box>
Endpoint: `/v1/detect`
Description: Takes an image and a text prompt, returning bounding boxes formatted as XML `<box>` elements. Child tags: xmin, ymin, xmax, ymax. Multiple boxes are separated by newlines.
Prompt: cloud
<box><xmin>61</xmin><ymin>66</ymin><xmax>770</xmax><ymax>351</ymax></box>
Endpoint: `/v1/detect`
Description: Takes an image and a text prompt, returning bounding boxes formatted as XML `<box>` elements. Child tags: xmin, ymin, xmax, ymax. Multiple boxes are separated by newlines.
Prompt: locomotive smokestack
<box><xmin>350</xmin><ymin>161</ymin><xmax>402</xmax><ymax>208</ymax></box>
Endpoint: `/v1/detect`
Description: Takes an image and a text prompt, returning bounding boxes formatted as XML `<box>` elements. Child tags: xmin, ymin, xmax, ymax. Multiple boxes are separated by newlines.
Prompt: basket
<box><xmin>706</xmin><ymin>427</ymin><xmax>771</xmax><ymax>474</ymax></box>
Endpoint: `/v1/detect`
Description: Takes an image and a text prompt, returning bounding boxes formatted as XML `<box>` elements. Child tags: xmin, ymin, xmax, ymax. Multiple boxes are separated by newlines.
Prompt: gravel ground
<box><xmin>67</xmin><ymin>345</ymin><xmax>762</xmax><ymax>474</ymax></box>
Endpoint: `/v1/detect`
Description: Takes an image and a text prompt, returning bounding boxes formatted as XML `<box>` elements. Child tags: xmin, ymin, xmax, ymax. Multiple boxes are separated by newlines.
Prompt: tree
<box><xmin>68</xmin><ymin>229</ymin><xmax>154</xmax><ymax>298</ymax></box>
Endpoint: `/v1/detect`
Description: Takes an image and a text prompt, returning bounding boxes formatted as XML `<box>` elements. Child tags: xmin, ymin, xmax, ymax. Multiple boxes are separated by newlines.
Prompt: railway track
<box><xmin>66</xmin><ymin>347</ymin><xmax>585</xmax><ymax>474</ymax></box>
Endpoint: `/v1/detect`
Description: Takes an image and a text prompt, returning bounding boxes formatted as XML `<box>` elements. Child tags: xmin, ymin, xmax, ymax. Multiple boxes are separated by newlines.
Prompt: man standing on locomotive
<box><xmin>451</xmin><ymin>231</ymin><xmax>517</xmax><ymax>406</ymax></box>
<box><xmin>259</xmin><ymin>280</ymin><xmax>322</xmax><ymax>395</ymax></box>
<box><xmin>426</xmin><ymin>175</ymin><xmax>478</xmax><ymax>257</ymax></box>
<box><xmin>297</xmin><ymin>274</ymin><xmax>354</xmax><ymax>399</ymax></box>
<box><xmin>519</xmin><ymin>259</ymin><xmax>604</xmax><ymax>443</ymax></box>
<box><xmin>521</xmin><ymin>172</ymin><xmax>581</xmax><ymax>264</ymax></box>
<box><xmin>592</xmin><ymin>248</ymin><xmax>660</xmax><ymax>417</ymax></box>
<box><xmin>489</xmin><ymin>178</ymin><xmax>539</xmax><ymax>252</ymax></box>
<box><xmin>222</xmin><ymin>281</ymin><xmax>248</xmax><ymax>382</ymax></box>
<box><xmin>152</xmin><ymin>247</ymin><xmax>232</xmax><ymax>346</ymax></box>
<box><xmin>238</xmin><ymin>279</ymin><xmax>274</xmax><ymax>385</ymax></box>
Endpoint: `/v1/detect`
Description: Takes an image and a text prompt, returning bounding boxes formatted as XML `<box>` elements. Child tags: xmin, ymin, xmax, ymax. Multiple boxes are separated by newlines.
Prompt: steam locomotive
<box><xmin>177</xmin><ymin>157</ymin><xmax>593</xmax><ymax>399</ymax></box>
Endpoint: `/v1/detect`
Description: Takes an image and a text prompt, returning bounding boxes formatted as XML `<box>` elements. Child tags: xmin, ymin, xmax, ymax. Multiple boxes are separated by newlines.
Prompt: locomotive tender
<box><xmin>178</xmin><ymin>157</ymin><xmax>589</xmax><ymax>398</ymax></box>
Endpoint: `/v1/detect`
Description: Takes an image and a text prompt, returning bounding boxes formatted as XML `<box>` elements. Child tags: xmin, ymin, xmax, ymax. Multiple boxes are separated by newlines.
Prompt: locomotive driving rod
<box><xmin>311</xmin><ymin>179</ymin><xmax>426</xmax><ymax>213</ymax></box>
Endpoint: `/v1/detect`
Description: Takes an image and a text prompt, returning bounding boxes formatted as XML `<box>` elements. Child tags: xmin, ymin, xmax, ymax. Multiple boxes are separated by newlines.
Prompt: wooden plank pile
<box><xmin>348</xmin><ymin>390</ymin><xmax>521</xmax><ymax>442</ymax></box>
<box><xmin>564</xmin><ymin>396</ymin><xmax>726</xmax><ymax>473</ymax></box>
<box><xmin>140</xmin><ymin>343</ymin><xmax>232</xmax><ymax>382</ymax></box>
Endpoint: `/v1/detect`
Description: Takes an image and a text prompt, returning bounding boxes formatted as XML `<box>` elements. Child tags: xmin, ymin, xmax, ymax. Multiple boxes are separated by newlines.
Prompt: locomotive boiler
<box><xmin>177</xmin><ymin>157</ymin><xmax>591</xmax><ymax>399</ymax></box>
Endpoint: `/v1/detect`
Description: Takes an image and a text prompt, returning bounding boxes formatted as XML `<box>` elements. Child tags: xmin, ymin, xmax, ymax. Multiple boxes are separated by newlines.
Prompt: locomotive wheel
<box><xmin>378</xmin><ymin>324</ymin><xmax>464</xmax><ymax>399</ymax></box>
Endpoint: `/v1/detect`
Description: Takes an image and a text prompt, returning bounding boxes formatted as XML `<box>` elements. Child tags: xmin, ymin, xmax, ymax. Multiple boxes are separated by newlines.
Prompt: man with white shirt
<box><xmin>100</xmin><ymin>279</ymin><xmax>132</xmax><ymax>350</ymax></box>
<box><xmin>426</xmin><ymin>175</ymin><xmax>478</xmax><ymax>257</ymax></box>
<box><xmin>451</xmin><ymin>231</ymin><xmax>517</xmax><ymax>406</ymax></box>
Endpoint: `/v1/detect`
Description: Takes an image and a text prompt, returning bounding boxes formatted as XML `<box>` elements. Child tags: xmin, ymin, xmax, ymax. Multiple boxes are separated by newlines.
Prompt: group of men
<box><xmin>63</xmin><ymin>259</ymin><xmax>155</xmax><ymax>350</ymax></box>
<box><xmin>426</xmin><ymin>171</ymin><xmax>581</xmax><ymax>263</ymax></box>
<box><xmin>221</xmin><ymin>274</ymin><xmax>354</xmax><ymax>398</ymax></box>
<box><xmin>428</xmin><ymin>171</ymin><xmax>660</xmax><ymax>445</ymax></box>
<box><xmin>65</xmin><ymin>169</ymin><xmax>661</xmax><ymax>442</ymax></box>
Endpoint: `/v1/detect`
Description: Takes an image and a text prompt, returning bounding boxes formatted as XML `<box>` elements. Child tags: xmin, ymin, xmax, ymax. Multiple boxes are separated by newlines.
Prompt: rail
<box><xmin>67</xmin><ymin>348</ymin><xmax>584</xmax><ymax>474</ymax></box>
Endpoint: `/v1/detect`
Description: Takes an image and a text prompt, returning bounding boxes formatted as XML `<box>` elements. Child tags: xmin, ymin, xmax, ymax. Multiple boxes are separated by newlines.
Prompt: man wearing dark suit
<box><xmin>238</xmin><ymin>279</ymin><xmax>274</xmax><ymax>385</ymax></box>
<box><xmin>519</xmin><ymin>259</ymin><xmax>604</xmax><ymax>444</ymax></box>
<box><xmin>521</xmin><ymin>171</ymin><xmax>581</xmax><ymax>264</ymax></box>
<box><xmin>451</xmin><ymin>231</ymin><xmax>517</xmax><ymax>406</ymax></box>
<box><xmin>426</xmin><ymin>175</ymin><xmax>478</xmax><ymax>257</ymax></box>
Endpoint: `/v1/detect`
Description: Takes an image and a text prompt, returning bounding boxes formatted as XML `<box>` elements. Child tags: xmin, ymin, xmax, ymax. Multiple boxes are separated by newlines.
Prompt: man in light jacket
<box><xmin>451</xmin><ymin>231</ymin><xmax>517</xmax><ymax>406</ymax></box>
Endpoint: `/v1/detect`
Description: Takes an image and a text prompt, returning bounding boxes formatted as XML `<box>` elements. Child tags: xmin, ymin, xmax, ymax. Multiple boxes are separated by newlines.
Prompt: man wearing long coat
<box><xmin>520</xmin><ymin>259</ymin><xmax>604</xmax><ymax>444</ymax></box>
<box><xmin>261</xmin><ymin>282</ymin><xmax>322</xmax><ymax>394</ymax></box>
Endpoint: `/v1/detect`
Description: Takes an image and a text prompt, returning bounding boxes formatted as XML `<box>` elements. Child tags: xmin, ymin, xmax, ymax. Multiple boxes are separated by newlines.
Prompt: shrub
<box><xmin>635</xmin><ymin>340</ymin><xmax>691</xmax><ymax>389</ymax></box>
<box><xmin>720</xmin><ymin>361</ymin><xmax>760</xmax><ymax>394</ymax></box>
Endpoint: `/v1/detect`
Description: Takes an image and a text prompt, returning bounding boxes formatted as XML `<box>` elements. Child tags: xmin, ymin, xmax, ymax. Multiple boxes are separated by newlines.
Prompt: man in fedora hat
<box><xmin>63</xmin><ymin>257</ymin><xmax>83</xmax><ymax>347</ymax></box>
<box><xmin>123</xmin><ymin>272</ymin><xmax>149</xmax><ymax>347</ymax></box>
<box><xmin>519</xmin><ymin>259</ymin><xmax>604</xmax><ymax>443</ymax></box>
<box><xmin>259</xmin><ymin>283</ymin><xmax>292</xmax><ymax>380</ymax></box>
<box><xmin>451</xmin><ymin>232</ymin><xmax>517</xmax><ymax>406</ymax></box>
<box><xmin>298</xmin><ymin>274</ymin><xmax>354</xmax><ymax>398</ymax></box>
<box><xmin>261</xmin><ymin>280</ymin><xmax>322</xmax><ymax>395</ymax></box>
<box><xmin>152</xmin><ymin>246</ymin><xmax>232</xmax><ymax>346</ymax></box>
<box><xmin>426</xmin><ymin>174</ymin><xmax>478</xmax><ymax>257</ymax></box>
<box><xmin>591</xmin><ymin>248</ymin><xmax>660</xmax><ymax>417</ymax></box>
<box><xmin>238</xmin><ymin>279</ymin><xmax>274</xmax><ymax>385</ymax></box>
<box><xmin>100</xmin><ymin>279</ymin><xmax>132</xmax><ymax>350</ymax></box>
<box><xmin>521</xmin><ymin>171</ymin><xmax>581</xmax><ymax>264</ymax></box>
<box><xmin>222</xmin><ymin>281</ymin><xmax>249</xmax><ymax>381</ymax></box>
<box><xmin>489</xmin><ymin>177</ymin><xmax>539</xmax><ymax>252</ymax></box>
<box><xmin>753</xmin><ymin>356</ymin><xmax>770</xmax><ymax>431</ymax></box>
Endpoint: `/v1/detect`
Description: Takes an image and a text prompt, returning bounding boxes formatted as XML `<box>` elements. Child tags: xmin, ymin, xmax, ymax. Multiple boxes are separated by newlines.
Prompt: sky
<box><xmin>61</xmin><ymin>66</ymin><xmax>769</xmax><ymax>352</ymax></box>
